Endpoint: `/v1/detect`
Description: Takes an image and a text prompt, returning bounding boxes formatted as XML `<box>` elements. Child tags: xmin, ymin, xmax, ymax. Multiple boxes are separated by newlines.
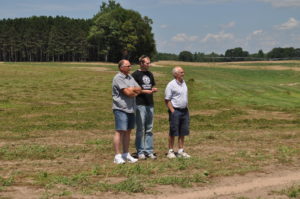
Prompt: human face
<box><xmin>120</xmin><ymin>60</ymin><xmax>132</xmax><ymax>75</ymax></box>
<box><xmin>175</xmin><ymin>67</ymin><xmax>185</xmax><ymax>81</ymax></box>
<box><xmin>140</xmin><ymin>58</ymin><xmax>151</xmax><ymax>71</ymax></box>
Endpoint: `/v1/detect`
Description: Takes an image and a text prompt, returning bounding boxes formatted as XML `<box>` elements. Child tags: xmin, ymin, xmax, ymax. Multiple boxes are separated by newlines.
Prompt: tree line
<box><xmin>156</xmin><ymin>47</ymin><xmax>300</xmax><ymax>62</ymax></box>
<box><xmin>0</xmin><ymin>0</ymin><xmax>156</xmax><ymax>62</ymax></box>
<box><xmin>0</xmin><ymin>16</ymin><xmax>91</xmax><ymax>62</ymax></box>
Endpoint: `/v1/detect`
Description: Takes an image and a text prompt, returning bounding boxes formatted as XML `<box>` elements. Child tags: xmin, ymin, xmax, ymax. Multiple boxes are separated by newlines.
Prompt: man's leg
<box><xmin>114</xmin><ymin>130</ymin><xmax>123</xmax><ymax>155</ymax></box>
<box><xmin>169</xmin><ymin>135</ymin><xmax>175</xmax><ymax>150</ymax></box>
<box><xmin>122</xmin><ymin>129</ymin><xmax>138</xmax><ymax>163</ymax></box>
<box><xmin>113</xmin><ymin>130</ymin><xmax>125</xmax><ymax>164</ymax></box>
<box><xmin>135</xmin><ymin>106</ymin><xmax>146</xmax><ymax>156</ymax></box>
<box><xmin>144</xmin><ymin>106</ymin><xmax>154</xmax><ymax>155</ymax></box>
<box><xmin>122</xmin><ymin>130</ymin><xmax>131</xmax><ymax>154</ymax></box>
<box><xmin>178</xmin><ymin>136</ymin><xmax>185</xmax><ymax>149</ymax></box>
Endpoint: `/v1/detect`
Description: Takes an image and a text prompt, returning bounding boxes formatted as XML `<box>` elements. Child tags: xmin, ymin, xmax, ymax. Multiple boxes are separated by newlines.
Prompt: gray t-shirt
<box><xmin>165</xmin><ymin>79</ymin><xmax>188</xmax><ymax>109</ymax></box>
<box><xmin>112</xmin><ymin>72</ymin><xmax>140</xmax><ymax>113</ymax></box>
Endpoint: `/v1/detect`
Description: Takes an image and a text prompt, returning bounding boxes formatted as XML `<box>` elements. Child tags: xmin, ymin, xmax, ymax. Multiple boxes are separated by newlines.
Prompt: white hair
<box><xmin>172</xmin><ymin>66</ymin><xmax>182</xmax><ymax>77</ymax></box>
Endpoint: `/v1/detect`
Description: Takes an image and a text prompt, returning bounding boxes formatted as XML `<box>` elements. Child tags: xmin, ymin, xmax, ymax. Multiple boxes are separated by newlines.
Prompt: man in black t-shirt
<box><xmin>132</xmin><ymin>55</ymin><xmax>158</xmax><ymax>160</ymax></box>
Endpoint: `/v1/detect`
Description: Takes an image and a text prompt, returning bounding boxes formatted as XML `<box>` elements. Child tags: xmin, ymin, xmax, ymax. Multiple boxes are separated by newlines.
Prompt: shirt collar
<box><xmin>119</xmin><ymin>72</ymin><xmax>130</xmax><ymax>79</ymax></box>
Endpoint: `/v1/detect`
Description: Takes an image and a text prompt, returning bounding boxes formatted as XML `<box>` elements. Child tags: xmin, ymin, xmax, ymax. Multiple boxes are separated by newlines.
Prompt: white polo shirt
<box><xmin>165</xmin><ymin>79</ymin><xmax>188</xmax><ymax>109</ymax></box>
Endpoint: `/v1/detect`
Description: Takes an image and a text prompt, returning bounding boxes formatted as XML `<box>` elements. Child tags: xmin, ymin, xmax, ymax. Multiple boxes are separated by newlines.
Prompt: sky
<box><xmin>1</xmin><ymin>0</ymin><xmax>300</xmax><ymax>54</ymax></box>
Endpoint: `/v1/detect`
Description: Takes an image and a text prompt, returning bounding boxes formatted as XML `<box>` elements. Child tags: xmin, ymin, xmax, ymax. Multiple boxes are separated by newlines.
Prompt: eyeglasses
<box><xmin>122</xmin><ymin>65</ymin><xmax>132</xmax><ymax>68</ymax></box>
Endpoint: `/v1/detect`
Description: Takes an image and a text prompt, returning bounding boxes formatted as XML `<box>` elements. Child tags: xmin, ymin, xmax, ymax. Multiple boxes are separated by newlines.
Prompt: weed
<box><xmin>273</xmin><ymin>184</ymin><xmax>300</xmax><ymax>198</ymax></box>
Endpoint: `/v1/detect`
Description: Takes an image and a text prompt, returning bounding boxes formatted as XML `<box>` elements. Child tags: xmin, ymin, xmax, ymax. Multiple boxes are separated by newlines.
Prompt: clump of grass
<box><xmin>276</xmin><ymin>145</ymin><xmax>298</xmax><ymax>163</ymax></box>
<box><xmin>0</xmin><ymin>176</ymin><xmax>14</xmax><ymax>191</ymax></box>
<box><xmin>0</xmin><ymin>144</ymin><xmax>58</xmax><ymax>160</ymax></box>
<box><xmin>112</xmin><ymin>176</ymin><xmax>145</xmax><ymax>193</ymax></box>
<box><xmin>273</xmin><ymin>184</ymin><xmax>300</xmax><ymax>198</ymax></box>
<box><xmin>151</xmin><ymin>172</ymin><xmax>208</xmax><ymax>188</ymax></box>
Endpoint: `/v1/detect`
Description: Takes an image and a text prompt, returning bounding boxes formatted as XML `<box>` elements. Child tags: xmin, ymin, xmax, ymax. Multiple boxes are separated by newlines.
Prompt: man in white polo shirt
<box><xmin>164</xmin><ymin>66</ymin><xmax>191</xmax><ymax>159</ymax></box>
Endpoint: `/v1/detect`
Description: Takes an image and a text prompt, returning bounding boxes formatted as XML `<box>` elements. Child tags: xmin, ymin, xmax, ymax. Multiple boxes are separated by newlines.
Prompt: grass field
<box><xmin>0</xmin><ymin>61</ymin><xmax>299</xmax><ymax>198</ymax></box>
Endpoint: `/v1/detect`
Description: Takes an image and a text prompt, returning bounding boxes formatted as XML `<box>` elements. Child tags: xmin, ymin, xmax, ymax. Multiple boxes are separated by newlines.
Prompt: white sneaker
<box><xmin>122</xmin><ymin>153</ymin><xmax>138</xmax><ymax>163</ymax></box>
<box><xmin>177</xmin><ymin>151</ymin><xmax>191</xmax><ymax>158</ymax></box>
<box><xmin>148</xmin><ymin>153</ymin><xmax>157</xmax><ymax>160</ymax></box>
<box><xmin>114</xmin><ymin>154</ymin><xmax>125</xmax><ymax>164</ymax></box>
<box><xmin>167</xmin><ymin>150</ymin><xmax>176</xmax><ymax>159</ymax></box>
<box><xmin>138</xmin><ymin>153</ymin><xmax>146</xmax><ymax>160</ymax></box>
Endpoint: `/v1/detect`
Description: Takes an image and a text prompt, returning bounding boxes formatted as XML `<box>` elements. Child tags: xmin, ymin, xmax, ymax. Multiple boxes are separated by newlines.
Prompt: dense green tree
<box><xmin>88</xmin><ymin>0</ymin><xmax>156</xmax><ymax>62</ymax></box>
<box><xmin>0</xmin><ymin>16</ymin><xmax>91</xmax><ymax>61</ymax></box>
<box><xmin>154</xmin><ymin>52</ymin><xmax>178</xmax><ymax>61</ymax></box>
<box><xmin>267</xmin><ymin>47</ymin><xmax>298</xmax><ymax>59</ymax></box>
<box><xmin>178</xmin><ymin>50</ymin><xmax>193</xmax><ymax>62</ymax></box>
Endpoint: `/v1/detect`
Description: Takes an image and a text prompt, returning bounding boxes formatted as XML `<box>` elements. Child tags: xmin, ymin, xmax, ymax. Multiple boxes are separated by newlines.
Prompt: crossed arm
<box><xmin>122</xmin><ymin>87</ymin><xmax>142</xmax><ymax>97</ymax></box>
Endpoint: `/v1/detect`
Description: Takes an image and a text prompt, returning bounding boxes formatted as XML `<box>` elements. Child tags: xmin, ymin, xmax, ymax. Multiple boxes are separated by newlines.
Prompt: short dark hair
<box><xmin>139</xmin><ymin>55</ymin><xmax>149</xmax><ymax>64</ymax></box>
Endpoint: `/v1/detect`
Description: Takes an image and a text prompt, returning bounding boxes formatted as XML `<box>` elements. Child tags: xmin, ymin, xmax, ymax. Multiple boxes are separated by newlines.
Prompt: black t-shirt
<box><xmin>131</xmin><ymin>70</ymin><xmax>155</xmax><ymax>106</ymax></box>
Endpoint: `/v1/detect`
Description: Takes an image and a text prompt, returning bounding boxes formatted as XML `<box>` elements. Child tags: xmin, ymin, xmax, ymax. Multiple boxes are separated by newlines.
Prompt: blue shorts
<box><xmin>168</xmin><ymin>108</ymin><xmax>190</xmax><ymax>136</ymax></box>
<box><xmin>113</xmin><ymin>110</ymin><xmax>135</xmax><ymax>131</ymax></box>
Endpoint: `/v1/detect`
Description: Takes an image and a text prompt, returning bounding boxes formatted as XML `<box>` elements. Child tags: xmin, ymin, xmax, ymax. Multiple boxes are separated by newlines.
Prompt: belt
<box><xmin>174</xmin><ymin>107</ymin><xmax>188</xmax><ymax>111</ymax></box>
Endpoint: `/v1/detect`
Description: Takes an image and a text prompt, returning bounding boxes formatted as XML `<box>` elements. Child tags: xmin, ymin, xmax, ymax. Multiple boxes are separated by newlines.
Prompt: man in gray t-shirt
<box><xmin>112</xmin><ymin>59</ymin><xmax>141</xmax><ymax>164</ymax></box>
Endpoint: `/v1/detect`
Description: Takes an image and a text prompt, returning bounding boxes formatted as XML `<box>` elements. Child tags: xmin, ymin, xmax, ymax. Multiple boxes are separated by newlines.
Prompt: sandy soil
<box><xmin>3</xmin><ymin>166</ymin><xmax>299</xmax><ymax>199</ymax></box>
<box><xmin>155</xmin><ymin>167</ymin><xmax>300</xmax><ymax>199</ymax></box>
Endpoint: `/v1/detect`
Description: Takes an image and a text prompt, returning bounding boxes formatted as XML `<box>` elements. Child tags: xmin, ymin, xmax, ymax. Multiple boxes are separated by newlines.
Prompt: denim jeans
<box><xmin>135</xmin><ymin>105</ymin><xmax>154</xmax><ymax>155</ymax></box>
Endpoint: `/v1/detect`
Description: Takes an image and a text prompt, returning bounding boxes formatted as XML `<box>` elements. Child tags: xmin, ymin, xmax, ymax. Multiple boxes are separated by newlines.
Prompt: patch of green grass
<box><xmin>0</xmin><ymin>144</ymin><xmax>89</xmax><ymax>160</ymax></box>
<box><xmin>276</xmin><ymin>145</ymin><xmax>299</xmax><ymax>163</ymax></box>
<box><xmin>0</xmin><ymin>176</ymin><xmax>14</xmax><ymax>191</ymax></box>
<box><xmin>273</xmin><ymin>184</ymin><xmax>300</xmax><ymax>198</ymax></box>
<box><xmin>151</xmin><ymin>172</ymin><xmax>208</xmax><ymax>188</ymax></box>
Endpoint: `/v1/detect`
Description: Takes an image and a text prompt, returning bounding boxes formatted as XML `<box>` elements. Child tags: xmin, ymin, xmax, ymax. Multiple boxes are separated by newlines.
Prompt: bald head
<box><xmin>172</xmin><ymin>66</ymin><xmax>183</xmax><ymax>77</ymax></box>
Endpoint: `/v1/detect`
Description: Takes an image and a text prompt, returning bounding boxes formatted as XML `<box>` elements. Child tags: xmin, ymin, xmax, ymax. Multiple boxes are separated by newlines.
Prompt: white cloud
<box><xmin>275</xmin><ymin>17</ymin><xmax>299</xmax><ymax>30</ymax></box>
<box><xmin>252</xmin><ymin>30</ymin><xmax>263</xmax><ymax>35</ymax></box>
<box><xmin>201</xmin><ymin>31</ymin><xmax>234</xmax><ymax>42</ymax></box>
<box><xmin>172</xmin><ymin>33</ymin><xmax>198</xmax><ymax>42</ymax></box>
<box><xmin>220</xmin><ymin>21</ymin><xmax>236</xmax><ymax>29</ymax></box>
<box><xmin>258</xmin><ymin>0</ymin><xmax>300</xmax><ymax>7</ymax></box>
<box><xmin>246</xmin><ymin>30</ymin><xmax>264</xmax><ymax>41</ymax></box>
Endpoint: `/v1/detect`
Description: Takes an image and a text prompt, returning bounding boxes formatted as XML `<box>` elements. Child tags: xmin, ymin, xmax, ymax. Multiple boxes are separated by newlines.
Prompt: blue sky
<box><xmin>1</xmin><ymin>0</ymin><xmax>300</xmax><ymax>54</ymax></box>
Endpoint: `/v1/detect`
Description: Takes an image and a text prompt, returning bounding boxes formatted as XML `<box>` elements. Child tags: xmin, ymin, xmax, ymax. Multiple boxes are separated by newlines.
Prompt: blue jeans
<box><xmin>135</xmin><ymin>105</ymin><xmax>154</xmax><ymax>155</ymax></box>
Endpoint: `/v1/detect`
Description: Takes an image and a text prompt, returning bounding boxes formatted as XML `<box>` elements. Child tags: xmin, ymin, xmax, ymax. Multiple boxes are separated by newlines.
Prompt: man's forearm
<box><xmin>165</xmin><ymin>100</ymin><xmax>174</xmax><ymax>112</ymax></box>
<box><xmin>122</xmin><ymin>87</ymin><xmax>141</xmax><ymax>97</ymax></box>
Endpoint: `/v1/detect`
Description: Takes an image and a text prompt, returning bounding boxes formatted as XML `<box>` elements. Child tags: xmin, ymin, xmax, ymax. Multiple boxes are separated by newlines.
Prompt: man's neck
<box><xmin>139</xmin><ymin>68</ymin><xmax>148</xmax><ymax>72</ymax></box>
<box><xmin>176</xmin><ymin>78</ymin><xmax>183</xmax><ymax>83</ymax></box>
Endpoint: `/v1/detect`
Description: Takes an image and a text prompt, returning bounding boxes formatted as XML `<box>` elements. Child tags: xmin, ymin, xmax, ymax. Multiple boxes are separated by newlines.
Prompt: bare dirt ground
<box><xmin>2</xmin><ymin>165</ymin><xmax>299</xmax><ymax>199</ymax></box>
<box><xmin>94</xmin><ymin>166</ymin><xmax>300</xmax><ymax>199</ymax></box>
<box><xmin>155</xmin><ymin>166</ymin><xmax>300</xmax><ymax>199</ymax></box>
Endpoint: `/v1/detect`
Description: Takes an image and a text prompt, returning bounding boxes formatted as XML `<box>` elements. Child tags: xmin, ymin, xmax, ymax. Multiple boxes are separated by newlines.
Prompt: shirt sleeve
<box><xmin>165</xmin><ymin>83</ymin><xmax>172</xmax><ymax>100</ymax></box>
<box><xmin>114</xmin><ymin>76</ymin><xmax>127</xmax><ymax>90</ymax></box>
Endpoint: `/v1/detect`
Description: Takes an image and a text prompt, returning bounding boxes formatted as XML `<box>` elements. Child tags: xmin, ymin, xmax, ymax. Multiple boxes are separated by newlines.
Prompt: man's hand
<box><xmin>122</xmin><ymin>87</ymin><xmax>141</xmax><ymax>97</ymax></box>
<box><xmin>152</xmin><ymin>87</ymin><xmax>158</xmax><ymax>93</ymax></box>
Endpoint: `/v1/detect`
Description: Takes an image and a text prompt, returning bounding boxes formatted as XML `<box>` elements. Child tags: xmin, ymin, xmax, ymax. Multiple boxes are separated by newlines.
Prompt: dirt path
<box><xmin>152</xmin><ymin>167</ymin><xmax>300</xmax><ymax>199</ymax></box>
<box><xmin>2</xmin><ymin>167</ymin><xmax>300</xmax><ymax>198</ymax></box>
